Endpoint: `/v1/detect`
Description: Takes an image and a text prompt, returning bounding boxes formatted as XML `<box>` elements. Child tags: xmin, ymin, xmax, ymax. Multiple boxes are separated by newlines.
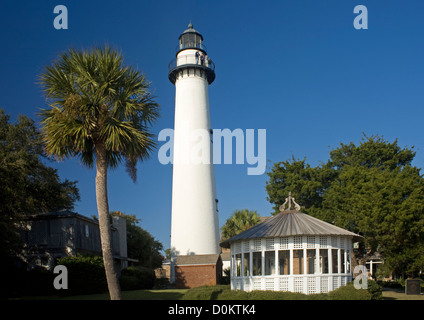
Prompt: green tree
<box><xmin>265</xmin><ymin>157</ymin><xmax>334</xmax><ymax>215</ymax></box>
<box><xmin>266</xmin><ymin>134</ymin><xmax>424</xmax><ymax>277</ymax></box>
<box><xmin>221</xmin><ymin>209</ymin><xmax>261</xmax><ymax>241</ymax></box>
<box><xmin>38</xmin><ymin>46</ymin><xmax>159</xmax><ymax>300</ymax></box>
<box><xmin>110</xmin><ymin>211</ymin><xmax>163</xmax><ymax>269</ymax></box>
<box><xmin>0</xmin><ymin>109</ymin><xmax>79</xmax><ymax>259</ymax></box>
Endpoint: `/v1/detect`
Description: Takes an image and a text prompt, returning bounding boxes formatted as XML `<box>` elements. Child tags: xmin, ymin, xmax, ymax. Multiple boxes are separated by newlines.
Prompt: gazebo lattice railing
<box><xmin>230</xmin><ymin>235</ymin><xmax>352</xmax><ymax>294</ymax></box>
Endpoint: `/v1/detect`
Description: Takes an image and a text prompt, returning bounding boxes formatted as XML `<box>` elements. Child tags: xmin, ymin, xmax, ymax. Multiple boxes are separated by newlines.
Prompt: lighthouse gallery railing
<box><xmin>168</xmin><ymin>54</ymin><xmax>215</xmax><ymax>72</ymax></box>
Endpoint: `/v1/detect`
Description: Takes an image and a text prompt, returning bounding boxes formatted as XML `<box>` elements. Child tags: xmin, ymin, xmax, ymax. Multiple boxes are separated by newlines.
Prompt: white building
<box><xmin>168</xmin><ymin>24</ymin><xmax>220</xmax><ymax>284</ymax></box>
<box><xmin>220</xmin><ymin>193</ymin><xmax>363</xmax><ymax>294</ymax></box>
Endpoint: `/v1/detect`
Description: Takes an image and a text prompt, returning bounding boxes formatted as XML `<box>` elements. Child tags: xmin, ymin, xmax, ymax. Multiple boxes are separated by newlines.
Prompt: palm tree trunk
<box><xmin>95</xmin><ymin>142</ymin><xmax>122</xmax><ymax>300</ymax></box>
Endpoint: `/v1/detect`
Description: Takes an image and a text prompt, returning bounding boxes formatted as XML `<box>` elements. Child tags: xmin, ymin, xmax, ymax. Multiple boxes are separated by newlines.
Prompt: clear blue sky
<box><xmin>1</xmin><ymin>0</ymin><xmax>424</xmax><ymax>253</ymax></box>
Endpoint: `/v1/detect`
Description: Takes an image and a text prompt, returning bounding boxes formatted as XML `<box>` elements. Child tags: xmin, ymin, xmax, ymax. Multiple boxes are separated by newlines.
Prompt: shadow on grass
<box><xmin>16</xmin><ymin>289</ymin><xmax>188</xmax><ymax>300</ymax></box>
<box><xmin>122</xmin><ymin>289</ymin><xmax>187</xmax><ymax>300</ymax></box>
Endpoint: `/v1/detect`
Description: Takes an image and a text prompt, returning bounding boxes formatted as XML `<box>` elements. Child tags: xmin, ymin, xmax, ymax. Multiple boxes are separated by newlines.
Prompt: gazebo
<box><xmin>220</xmin><ymin>193</ymin><xmax>363</xmax><ymax>294</ymax></box>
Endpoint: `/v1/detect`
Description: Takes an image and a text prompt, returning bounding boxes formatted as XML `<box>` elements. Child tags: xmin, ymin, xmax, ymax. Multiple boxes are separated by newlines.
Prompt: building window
<box><xmin>332</xmin><ymin>249</ymin><xmax>339</xmax><ymax>273</ymax></box>
<box><xmin>278</xmin><ymin>250</ymin><xmax>290</xmax><ymax>275</ymax></box>
<box><xmin>266</xmin><ymin>238</ymin><xmax>274</xmax><ymax>250</ymax></box>
<box><xmin>341</xmin><ymin>249</ymin><xmax>345</xmax><ymax>273</ymax></box>
<box><xmin>254</xmin><ymin>239</ymin><xmax>262</xmax><ymax>251</ymax></box>
<box><xmin>279</xmin><ymin>237</ymin><xmax>289</xmax><ymax>249</ymax></box>
<box><xmin>293</xmin><ymin>250</ymin><xmax>304</xmax><ymax>275</ymax></box>
<box><xmin>346</xmin><ymin>250</ymin><xmax>351</xmax><ymax>273</ymax></box>
<box><xmin>307</xmin><ymin>249</ymin><xmax>316</xmax><ymax>274</ymax></box>
<box><xmin>319</xmin><ymin>236</ymin><xmax>327</xmax><ymax>248</ymax></box>
<box><xmin>252</xmin><ymin>252</ymin><xmax>262</xmax><ymax>276</ymax></box>
<box><xmin>243</xmin><ymin>252</ymin><xmax>250</xmax><ymax>276</ymax></box>
<box><xmin>307</xmin><ymin>236</ymin><xmax>315</xmax><ymax>248</ymax></box>
<box><xmin>293</xmin><ymin>236</ymin><xmax>302</xmax><ymax>249</ymax></box>
<box><xmin>235</xmin><ymin>253</ymin><xmax>241</xmax><ymax>276</ymax></box>
<box><xmin>85</xmin><ymin>224</ymin><xmax>89</xmax><ymax>237</ymax></box>
<box><xmin>320</xmin><ymin>249</ymin><xmax>329</xmax><ymax>274</ymax></box>
<box><xmin>234</xmin><ymin>241</ymin><xmax>241</xmax><ymax>254</ymax></box>
<box><xmin>265</xmin><ymin>251</ymin><xmax>275</xmax><ymax>275</ymax></box>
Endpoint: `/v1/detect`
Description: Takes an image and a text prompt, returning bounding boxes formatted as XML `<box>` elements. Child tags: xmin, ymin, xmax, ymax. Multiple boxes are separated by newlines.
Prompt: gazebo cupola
<box><xmin>220</xmin><ymin>193</ymin><xmax>363</xmax><ymax>294</ymax></box>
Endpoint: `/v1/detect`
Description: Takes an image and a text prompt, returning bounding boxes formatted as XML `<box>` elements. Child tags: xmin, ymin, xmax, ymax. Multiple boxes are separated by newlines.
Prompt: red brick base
<box><xmin>175</xmin><ymin>264</ymin><xmax>222</xmax><ymax>289</ymax></box>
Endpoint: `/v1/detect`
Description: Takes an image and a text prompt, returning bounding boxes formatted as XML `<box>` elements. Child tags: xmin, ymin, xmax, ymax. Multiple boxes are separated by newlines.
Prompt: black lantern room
<box><xmin>169</xmin><ymin>23</ymin><xmax>215</xmax><ymax>85</ymax></box>
<box><xmin>177</xmin><ymin>23</ymin><xmax>206</xmax><ymax>53</ymax></box>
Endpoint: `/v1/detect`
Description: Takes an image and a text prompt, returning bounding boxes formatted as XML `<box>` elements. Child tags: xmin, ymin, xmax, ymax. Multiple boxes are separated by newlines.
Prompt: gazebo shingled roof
<box><xmin>220</xmin><ymin>192</ymin><xmax>363</xmax><ymax>248</ymax></box>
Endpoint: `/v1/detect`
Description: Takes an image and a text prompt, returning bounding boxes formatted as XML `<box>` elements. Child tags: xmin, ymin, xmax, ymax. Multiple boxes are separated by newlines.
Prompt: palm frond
<box><xmin>38</xmin><ymin>45</ymin><xmax>160</xmax><ymax>180</ymax></box>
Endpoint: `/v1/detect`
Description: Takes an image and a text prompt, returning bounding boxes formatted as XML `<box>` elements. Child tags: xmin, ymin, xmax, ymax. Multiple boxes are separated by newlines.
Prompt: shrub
<box><xmin>246</xmin><ymin>290</ymin><xmax>328</xmax><ymax>300</ymax></box>
<box><xmin>182</xmin><ymin>285</ymin><xmax>229</xmax><ymax>300</ymax></box>
<box><xmin>367</xmin><ymin>280</ymin><xmax>383</xmax><ymax>300</ymax></box>
<box><xmin>183</xmin><ymin>283</ymin><xmax>374</xmax><ymax>300</ymax></box>
<box><xmin>20</xmin><ymin>267</ymin><xmax>57</xmax><ymax>296</ymax></box>
<box><xmin>56</xmin><ymin>255</ymin><xmax>107</xmax><ymax>295</ymax></box>
<box><xmin>154</xmin><ymin>277</ymin><xmax>171</xmax><ymax>289</ymax></box>
<box><xmin>119</xmin><ymin>266</ymin><xmax>155</xmax><ymax>290</ymax></box>
<box><xmin>328</xmin><ymin>282</ymin><xmax>372</xmax><ymax>300</ymax></box>
<box><xmin>216</xmin><ymin>289</ymin><xmax>249</xmax><ymax>300</ymax></box>
<box><xmin>247</xmin><ymin>290</ymin><xmax>308</xmax><ymax>300</ymax></box>
<box><xmin>381</xmin><ymin>280</ymin><xmax>403</xmax><ymax>289</ymax></box>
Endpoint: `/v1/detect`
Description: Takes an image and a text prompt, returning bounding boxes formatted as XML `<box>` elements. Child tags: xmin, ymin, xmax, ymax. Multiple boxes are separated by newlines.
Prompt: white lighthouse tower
<box><xmin>168</xmin><ymin>23</ymin><xmax>220</xmax><ymax>264</ymax></box>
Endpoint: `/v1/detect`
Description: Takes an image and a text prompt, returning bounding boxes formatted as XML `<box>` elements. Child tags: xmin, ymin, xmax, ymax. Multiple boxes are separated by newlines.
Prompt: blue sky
<box><xmin>1</xmin><ymin>0</ymin><xmax>424</xmax><ymax>253</ymax></box>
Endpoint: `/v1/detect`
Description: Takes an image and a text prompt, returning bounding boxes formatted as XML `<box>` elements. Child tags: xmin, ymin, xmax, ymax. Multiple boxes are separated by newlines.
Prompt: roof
<box><xmin>220</xmin><ymin>210</ymin><xmax>363</xmax><ymax>248</ymax></box>
<box><xmin>175</xmin><ymin>254</ymin><xmax>221</xmax><ymax>266</ymax></box>
<box><xmin>220</xmin><ymin>193</ymin><xmax>363</xmax><ymax>248</ymax></box>
<box><xmin>179</xmin><ymin>22</ymin><xmax>203</xmax><ymax>40</ymax></box>
<box><xmin>24</xmin><ymin>210</ymin><xmax>98</xmax><ymax>225</ymax></box>
<box><xmin>220</xmin><ymin>251</ymin><xmax>230</xmax><ymax>261</ymax></box>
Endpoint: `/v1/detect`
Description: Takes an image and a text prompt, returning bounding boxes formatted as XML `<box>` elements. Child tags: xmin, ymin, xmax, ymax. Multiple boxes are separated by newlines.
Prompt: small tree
<box><xmin>221</xmin><ymin>209</ymin><xmax>261</xmax><ymax>241</ymax></box>
<box><xmin>110</xmin><ymin>211</ymin><xmax>163</xmax><ymax>269</ymax></box>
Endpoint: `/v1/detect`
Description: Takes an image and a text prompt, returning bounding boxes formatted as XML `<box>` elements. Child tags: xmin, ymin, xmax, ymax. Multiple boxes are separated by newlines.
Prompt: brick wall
<box><xmin>175</xmin><ymin>263</ymin><xmax>222</xmax><ymax>289</ymax></box>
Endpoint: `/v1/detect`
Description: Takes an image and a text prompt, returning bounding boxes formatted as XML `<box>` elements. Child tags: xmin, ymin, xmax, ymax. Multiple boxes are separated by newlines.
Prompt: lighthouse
<box><xmin>168</xmin><ymin>23</ymin><xmax>220</xmax><ymax>268</ymax></box>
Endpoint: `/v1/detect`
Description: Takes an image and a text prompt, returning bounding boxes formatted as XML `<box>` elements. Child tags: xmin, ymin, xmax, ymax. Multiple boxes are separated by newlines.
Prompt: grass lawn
<box><xmin>18</xmin><ymin>289</ymin><xmax>188</xmax><ymax>300</ymax></box>
<box><xmin>66</xmin><ymin>288</ymin><xmax>424</xmax><ymax>300</ymax></box>
<box><xmin>382</xmin><ymin>288</ymin><xmax>424</xmax><ymax>300</ymax></box>
<box><xmin>17</xmin><ymin>287</ymin><xmax>424</xmax><ymax>300</ymax></box>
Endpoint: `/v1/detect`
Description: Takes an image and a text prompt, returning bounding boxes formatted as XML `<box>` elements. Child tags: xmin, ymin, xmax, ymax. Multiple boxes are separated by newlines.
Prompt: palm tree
<box><xmin>221</xmin><ymin>209</ymin><xmax>261</xmax><ymax>241</ymax></box>
<box><xmin>38</xmin><ymin>46</ymin><xmax>159</xmax><ymax>300</ymax></box>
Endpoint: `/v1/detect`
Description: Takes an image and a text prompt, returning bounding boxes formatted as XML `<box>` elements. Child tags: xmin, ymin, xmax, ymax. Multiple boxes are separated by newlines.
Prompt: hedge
<box><xmin>119</xmin><ymin>266</ymin><xmax>155</xmax><ymax>290</ymax></box>
<box><xmin>56</xmin><ymin>255</ymin><xmax>107</xmax><ymax>295</ymax></box>
<box><xmin>182</xmin><ymin>282</ymin><xmax>377</xmax><ymax>300</ymax></box>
